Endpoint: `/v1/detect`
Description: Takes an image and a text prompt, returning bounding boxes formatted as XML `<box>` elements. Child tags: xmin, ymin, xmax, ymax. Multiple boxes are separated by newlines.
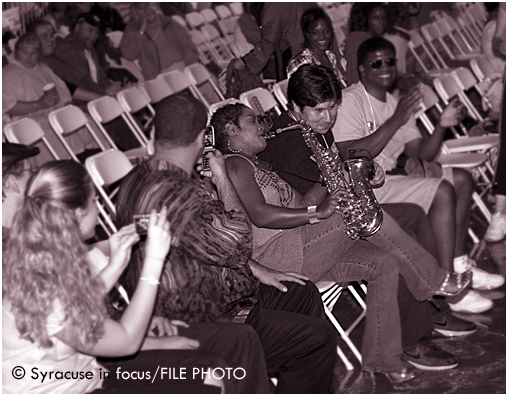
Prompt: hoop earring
<box><xmin>227</xmin><ymin>133</ymin><xmax>245</xmax><ymax>153</ymax></box>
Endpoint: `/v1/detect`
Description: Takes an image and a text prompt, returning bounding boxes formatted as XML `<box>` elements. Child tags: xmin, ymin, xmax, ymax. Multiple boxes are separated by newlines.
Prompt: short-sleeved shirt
<box><xmin>333</xmin><ymin>81</ymin><xmax>421</xmax><ymax>172</ymax></box>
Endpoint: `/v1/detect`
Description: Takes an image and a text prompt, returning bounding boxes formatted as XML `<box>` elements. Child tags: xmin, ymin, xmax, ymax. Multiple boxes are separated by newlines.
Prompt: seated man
<box><xmin>333</xmin><ymin>37</ymin><xmax>504</xmax><ymax>313</ymax></box>
<box><xmin>120</xmin><ymin>3</ymin><xmax>199</xmax><ymax>80</ymax></box>
<box><xmin>1</xmin><ymin>142</ymin><xmax>270</xmax><ymax>394</ymax></box>
<box><xmin>115</xmin><ymin>93</ymin><xmax>338</xmax><ymax>393</ymax></box>
<box><xmin>257</xmin><ymin>64</ymin><xmax>477</xmax><ymax>371</ymax></box>
<box><xmin>52</xmin><ymin>13</ymin><xmax>122</xmax><ymax>96</ymax></box>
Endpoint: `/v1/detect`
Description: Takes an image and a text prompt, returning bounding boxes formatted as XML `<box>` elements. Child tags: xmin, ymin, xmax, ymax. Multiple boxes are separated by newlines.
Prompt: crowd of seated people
<box><xmin>2</xmin><ymin>2</ymin><xmax>505</xmax><ymax>394</ymax></box>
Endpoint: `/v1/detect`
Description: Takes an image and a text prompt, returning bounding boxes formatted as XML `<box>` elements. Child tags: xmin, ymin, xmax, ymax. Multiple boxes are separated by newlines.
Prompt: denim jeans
<box><xmin>300</xmin><ymin>210</ymin><xmax>446</xmax><ymax>373</ymax></box>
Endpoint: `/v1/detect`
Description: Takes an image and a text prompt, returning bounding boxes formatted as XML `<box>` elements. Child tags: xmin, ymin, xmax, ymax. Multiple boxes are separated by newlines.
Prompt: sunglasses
<box><xmin>369</xmin><ymin>58</ymin><xmax>397</xmax><ymax>69</ymax></box>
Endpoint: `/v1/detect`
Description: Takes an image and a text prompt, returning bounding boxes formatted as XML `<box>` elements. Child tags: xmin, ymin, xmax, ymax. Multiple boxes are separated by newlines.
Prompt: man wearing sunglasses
<box><xmin>333</xmin><ymin>37</ymin><xmax>504</xmax><ymax>314</ymax></box>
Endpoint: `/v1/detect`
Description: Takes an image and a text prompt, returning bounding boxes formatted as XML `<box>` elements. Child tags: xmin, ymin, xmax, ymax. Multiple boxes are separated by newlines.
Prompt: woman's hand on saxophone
<box><xmin>317</xmin><ymin>188</ymin><xmax>350</xmax><ymax>219</ymax></box>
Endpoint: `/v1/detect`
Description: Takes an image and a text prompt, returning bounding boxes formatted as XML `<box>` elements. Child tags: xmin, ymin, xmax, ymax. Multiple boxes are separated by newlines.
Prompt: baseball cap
<box><xmin>2</xmin><ymin>143</ymin><xmax>40</xmax><ymax>174</ymax></box>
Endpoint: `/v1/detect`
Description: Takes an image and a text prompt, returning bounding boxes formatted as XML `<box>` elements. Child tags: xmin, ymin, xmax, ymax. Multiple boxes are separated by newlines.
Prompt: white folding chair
<box><xmin>208</xmin><ymin>98</ymin><xmax>242</xmax><ymax>119</ymax></box>
<box><xmin>87</xmin><ymin>96</ymin><xmax>148</xmax><ymax>151</ymax></box>
<box><xmin>85</xmin><ymin>150</ymin><xmax>133</xmax><ymax>303</ymax></box>
<box><xmin>140</xmin><ymin>79</ymin><xmax>174</xmax><ymax>104</ymax></box>
<box><xmin>200</xmin><ymin>8</ymin><xmax>218</xmax><ymax>25</ymax></box>
<box><xmin>3</xmin><ymin>117</ymin><xmax>60</xmax><ymax>160</ymax></box>
<box><xmin>229</xmin><ymin>2</ymin><xmax>243</xmax><ymax>17</ymax></box>
<box><xmin>239</xmin><ymin>87</ymin><xmax>282</xmax><ymax>117</ymax></box>
<box><xmin>189</xmin><ymin>29</ymin><xmax>217</xmax><ymax>66</ymax></box>
<box><xmin>85</xmin><ymin>148</ymin><xmax>134</xmax><ymax>216</ymax></box>
<box><xmin>434</xmin><ymin>18</ymin><xmax>481</xmax><ymax>59</ymax></box>
<box><xmin>316</xmin><ymin>280</ymin><xmax>366</xmax><ymax>370</ymax></box>
<box><xmin>117</xmin><ymin>87</ymin><xmax>153</xmax><ymax>143</ymax></box>
<box><xmin>217</xmin><ymin>17</ymin><xmax>238</xmax><ymax>44</ymax></box>
<box><xmin>171</xmin><ymin>14</ymin><xmax>187</xmax><ymax>28</ymax></box>
<box><xmin>48</xmin><ymin>105</ymin><xmax>111</xmax><ymax>162</ymax></box>
<box><xmin>200</xmin><ymin>24</ymin><xmax>234</xmax><ymax>68</ymax></box>
<box><xmin>185</xmin><ymin>63</ymin><xmax>225</xmax><ymax>108</ymax></box>
<box><xmin>273</xmin><ymin>79</ymin><xmax>289</xmax><ymax>111</ymax></box>
<box><xmin>215</xmin><ymin>5</ymin><xmax>232</xmax><ymax>20</ymax></box>
<box><xmin>186</xmin><ymin>11</ymin><xmax>206</xmax><ymax>30</ymax></box>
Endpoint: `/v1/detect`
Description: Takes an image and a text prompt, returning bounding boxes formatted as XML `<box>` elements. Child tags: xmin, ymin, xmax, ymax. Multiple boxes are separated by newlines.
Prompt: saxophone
<box><xmin>267</xmin><ymin>121</ymin><xmax>383</xmax><ymax>239</ymax></box>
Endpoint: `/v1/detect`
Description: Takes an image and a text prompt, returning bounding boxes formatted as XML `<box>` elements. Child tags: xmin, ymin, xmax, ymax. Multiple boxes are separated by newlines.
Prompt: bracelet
<box><xmin>307</xmin><ymin>205</ymin><xmax>320</xmax><ymax>225</ymax></box>
<box><xmin>140</xmin><ymin>276</ymin><xmax>160</xmax><ymax>286</ymax></box>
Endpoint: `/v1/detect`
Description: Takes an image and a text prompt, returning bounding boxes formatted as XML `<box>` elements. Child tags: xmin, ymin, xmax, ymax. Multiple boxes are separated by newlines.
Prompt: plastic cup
<box><xmin>43</xmin><ymin>83</ymin><xmax>58</xmax><ymax>98</ymax></box>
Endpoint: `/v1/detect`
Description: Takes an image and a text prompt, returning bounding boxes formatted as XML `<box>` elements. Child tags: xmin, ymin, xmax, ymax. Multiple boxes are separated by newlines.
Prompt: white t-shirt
<box><xmin>2</xmin><ymin>300</ymin><xmax>104</xmax><ymax>394</ymax></box>
<box><xmin>332</xmin><ymin>82</ymin><xmax>421</xmax><ymax>172</ymax></box>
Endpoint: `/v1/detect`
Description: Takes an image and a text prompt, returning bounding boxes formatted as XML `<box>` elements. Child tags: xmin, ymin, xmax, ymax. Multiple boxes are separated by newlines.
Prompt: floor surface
<box><xmin>329</xmin><ymin>209</ymin><xmax>506</xmax><ymax>394</ymax></box>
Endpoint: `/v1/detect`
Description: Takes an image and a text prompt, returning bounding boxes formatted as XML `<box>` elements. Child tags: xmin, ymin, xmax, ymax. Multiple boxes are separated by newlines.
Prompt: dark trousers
<box><xmin>97</xmin><ymin>322</ymin><xmax>270</xmax><ymax>394</ymax></box>
<box><xmin>246</xmin><ymin>282</ymin><xmax>337</xmax><ymax>394</ymax></box>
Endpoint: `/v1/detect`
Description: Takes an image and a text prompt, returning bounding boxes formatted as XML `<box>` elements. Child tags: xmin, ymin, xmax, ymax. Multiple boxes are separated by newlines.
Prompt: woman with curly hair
<box><xmin>3</xmin><ymin>160</ymin><xmax>172</xmax><ymax>393</ymax></box>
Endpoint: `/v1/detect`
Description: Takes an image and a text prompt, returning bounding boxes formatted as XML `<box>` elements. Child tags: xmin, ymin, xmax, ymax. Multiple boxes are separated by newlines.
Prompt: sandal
<box><xmin>384</xmin><ymin>367</ymin><xmax>416</xmax><ymax>384</ymax></box>
<box><xmin>434</xmin><ymin>270</ymin><xmax>472</xmax><ymax>297</ymax></box>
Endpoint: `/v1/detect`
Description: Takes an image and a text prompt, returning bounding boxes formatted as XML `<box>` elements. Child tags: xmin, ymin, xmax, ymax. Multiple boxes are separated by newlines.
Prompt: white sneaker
<box><xmin>485</xmin><ymin>212</ymin><xmax>506</xmax><ymax>242</ymax></box>
<box><xmin>449</xmin><ymin>290</ymin><xmax>494</xmax><ymax>314</ymax></box>
<box><xmin>454</xmin><ymin>257</ymin><xmax>505</xmax><ymax>291</ymax></box>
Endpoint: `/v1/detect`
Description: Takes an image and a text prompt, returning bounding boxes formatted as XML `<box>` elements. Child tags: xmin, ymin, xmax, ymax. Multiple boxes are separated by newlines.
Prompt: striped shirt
<box><xmin>116</xmin><ymin>159</ymin><xmax>258</xmax><ymax>323</ymax></box>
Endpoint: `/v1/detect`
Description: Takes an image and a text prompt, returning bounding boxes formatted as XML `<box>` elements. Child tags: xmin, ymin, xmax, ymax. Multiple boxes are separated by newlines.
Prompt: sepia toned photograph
<box><xmin>2</xmin><ymin>1</ymin><xmax>505</xmax><ymax>394</ymax></box>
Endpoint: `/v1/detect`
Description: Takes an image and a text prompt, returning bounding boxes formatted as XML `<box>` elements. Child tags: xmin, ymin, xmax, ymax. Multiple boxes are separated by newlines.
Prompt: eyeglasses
<box><xmin>369</xmin><ymin>58</ymin><xmax>397</xmax><ymax>69</ymax></box>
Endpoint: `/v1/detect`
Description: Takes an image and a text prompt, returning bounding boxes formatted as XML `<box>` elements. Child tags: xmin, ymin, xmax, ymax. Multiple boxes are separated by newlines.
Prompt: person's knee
<box><xmin>452</xmin><ymin>168</ymin><xmax>474</xmax><ymax>196</ymax></box>
<box><xmin>433</xmin><ymin>180</ymin><xmax>456</xmax><ymax>208</ymax></box>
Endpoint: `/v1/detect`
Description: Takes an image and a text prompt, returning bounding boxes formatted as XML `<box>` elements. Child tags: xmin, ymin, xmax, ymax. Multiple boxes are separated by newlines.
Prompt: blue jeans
<box><xmin>300</xmin><ymin>210</ymin><xmax>446</xmax><ymax>373</ymax></box>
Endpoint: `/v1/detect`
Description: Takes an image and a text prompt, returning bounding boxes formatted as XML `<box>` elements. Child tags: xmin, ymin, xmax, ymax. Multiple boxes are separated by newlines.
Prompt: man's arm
<box><xmin>241</xmin><ymin>4</ymin><xmax>283</xmax><ymax>75</ymax></box>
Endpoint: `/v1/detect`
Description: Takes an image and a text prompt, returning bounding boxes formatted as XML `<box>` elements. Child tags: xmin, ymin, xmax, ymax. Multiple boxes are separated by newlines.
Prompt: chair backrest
<box><xmin>188</xmin><ymin>29</ymin><xmax>215</xmax><ymax>65</ymax></box>
<box><xmin>186</xmin><ymin>11</ymin><xmax>206</xmax><ymax>29</ymax></box>
<box><xmin>117</xmin><ymin>86</ymin><xmax>153</xmax><ymax>114</ymax></box>
<box><xmin>3</xmin><ymin>117</ymin><xmax>45</xmax><ymax>146</ymax></box>
<box><xmin>273</xmin><ymin>79</ymin><xmax>289</xmax><ymax>111</ymax></box>
<box><xmin>106</xmin><ymin>31</ymin><xmax>123</xmax><ymax>48</ymax></box>
<box><xmin>420</xmin><ymin>84</ymin><xmax>441</xmax><ymax>111</ymax></box>
<box><xmin>229</xmin><ymin>2</ymin><xmax>243</xmax><ymax>16</ymax></box>
<box><xmin>452</xmin><ymin>67</ymin><xmax>477</xmax><ymax>91</ymax></box>
<box><xmin>200</xmin><ymin>24</ymin><xmax>234</xmax><ymax>62</ymax></box>
<box><xmin>87</xmin><ymin>96</ymin><xmax>145</xmax><ymax>148</ymax></box>
<box><xmin>3</xmin><ymin>117</ymin><xmax>61</xmax><ymax>160</ymax></box>
<box><xmin>140</xmin><ymin>79</ymin><xmax>173</xmax><ymax>104</ymax></box>
<box><xmin>433</xmin><ymin>74</ymin><xmax>462</xmax><ymax>101</ymax></box>
<box><xmin>209</xmin><ymin>98</ymin><xmax>242</xmax><ymax>118</ymax></box>
<box><xmin>239</xmin><ymin>87</ymin><xmax>281</xmax><ymax>116</ymax></box>
<box><xmin>48</xmin><ymin>105</ymin><xmax>111</xmax><ymax>159</ymax></box>
<box><xmin>184</xmin><ymin>63</ymin><xmax>225</xmax><ymax>107</ymax></box>
<box><xmin>86</xmin><ymin>148</ymin><xmax>133</xmax><ymax>189</ymax></box>
<box><xmin>158</xmin><ymin>70</ymin><xmax>195</xmax><ymax>94</ymax></box>
<box><xmin>408</xmin><ymin>30</ymin><xmax>442</xmax><ymax>71</ymax></box>
<box><xmin>217</xmin><ymin>17</ymin><xmax>238</xmax><ymax>37</ymax></box>
<box><xmin>215</xmin><ymin>5</ymin><xmax>232</xmax><ymax>19</ymax></box>
<box><xmin>171</xmin><ymin>15</ymin><xmax>187</xmax><ymax>28</ymax></box>
<box><xmin>87</xmin><ymin>95</ymin><xmax>124</xmax><ymax>124</ymax></box>
<box><xmin>48</xmin><ymin>105</ymin><xmax>89</xmax><ymax>135</ymax></box>
<box><xmin>85</xmin><ymin>148</ymin><xmax>133</xmax><ymax>216</ymax></box>
<box><xmin>419</xmin><ymin>24</ymin><xmax>449</xmax><ymax>68</ymax></box>
<box><xmin>470</xmin><ymin>58</ymin><xmax>496</xmax><ymax>82</ymax></box>
<box><xmin>201</xmin><ymin>8</ymin><xmax>218</xmax><ymax>24</ymax></box>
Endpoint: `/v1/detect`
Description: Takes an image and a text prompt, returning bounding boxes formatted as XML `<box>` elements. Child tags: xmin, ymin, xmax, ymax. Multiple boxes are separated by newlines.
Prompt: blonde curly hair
<box><xmin>3</xmin><ymin>160</ymin><xmax>106</xmax><ymax>349</ymax></box>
